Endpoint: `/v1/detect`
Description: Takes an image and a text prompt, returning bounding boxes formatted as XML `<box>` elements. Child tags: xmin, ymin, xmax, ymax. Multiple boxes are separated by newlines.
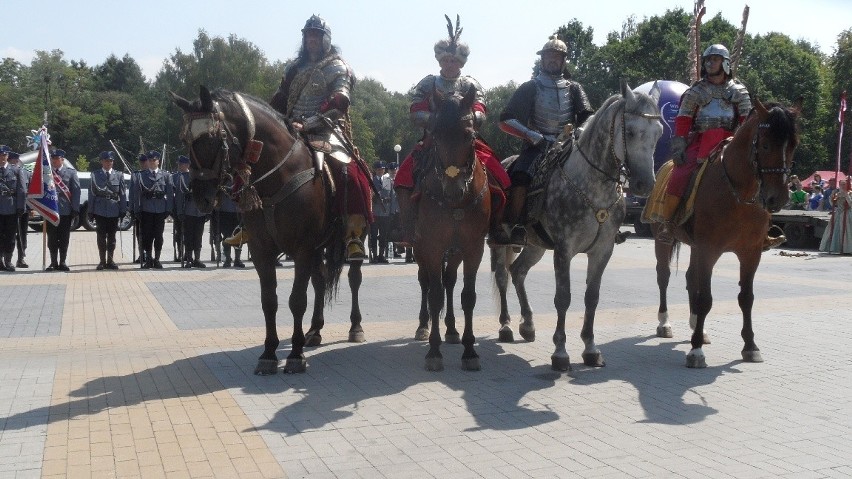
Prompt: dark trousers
<box><xmin>173</xmin><ymin>214</ymin><xmax>184</xmax><ymax>257</ymax></box>
<box><xmin>182</xmin><ymin>215</ymin><xmax>206</xmax><ymax>260</ymax></box>
<box><xmin>46</xmin><ymin>214</ymin><xmax>73</xmax><ymax>264</ymax></box>
<box><xmin>0</xmin><ymin>213</ymin><xmax>17</xmax><ymax>259</ymax></box>
<box><xmin>15</xmin><ymin>212</ymin><xmax>27</xmax><ymax>259</ymax></box>
<box><xmin>95</xmin><ymin>215</ymin><xmax>119</xmax><ymax>256</ymax></box>
<box><xmin>216</xmin><ymin>211</ymin><xmax>240</xmax><ymax>259</ymax></box>
<box><xmin>139</xmin><ymin>211</ymin><xmax>167</xmax><ymax>258</ymax></box>
<box><xmin>369</xmin><ymin>215</ymin><xmax>390</xmax><ymax>257</ymax></box>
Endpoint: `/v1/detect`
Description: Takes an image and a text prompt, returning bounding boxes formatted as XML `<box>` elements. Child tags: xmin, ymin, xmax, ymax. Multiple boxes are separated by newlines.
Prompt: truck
<box><xmin>769</xmin><ymin>209</ymin><xmax>830</xmax><ymax>249</ymax></box>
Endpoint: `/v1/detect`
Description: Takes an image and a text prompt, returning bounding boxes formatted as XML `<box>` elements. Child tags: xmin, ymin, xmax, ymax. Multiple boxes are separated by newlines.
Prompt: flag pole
<box><xmin>836</xmin><ymin>91</ymin><xmax>847</xmax><ymax>187</ymax></box>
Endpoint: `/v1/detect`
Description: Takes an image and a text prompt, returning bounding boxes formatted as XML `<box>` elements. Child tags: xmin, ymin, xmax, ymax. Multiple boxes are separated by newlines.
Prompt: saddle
<box><xmin>642</xmin><ymin>138</ymin><xmax>730</xmax><ymax>226</ymax></box>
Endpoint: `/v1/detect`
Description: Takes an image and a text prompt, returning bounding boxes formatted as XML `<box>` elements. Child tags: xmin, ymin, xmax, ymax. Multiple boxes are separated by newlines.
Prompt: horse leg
<box><xmin>283</xmin><ymin>254</ymin><xmax>312</xmax><ymax>373</ymax></box>
<box><xmin>511</xmin><ymin>246</ymin><xmax>546</xmax><ymax>342</ymax></box>
<box><xmin>685</xmin><ymin>266</ymin><xmax>711</xmax><ymax>344</ymax></box>
<box><xmin>492</xmin><ymin>246</ymin><xmax>514</xmax><ymax>343</ymax></box>
<box><xmin>580</xmin><ymin>249</ymin><xmax>612</xmax><ymax>367</ymax></box>
<box><xmin>347</xmin><ymin>261</ymin><xmax>366</xmax><ymax>343</ymax></box>
<box><xmin>443</xmin><ymin>257</ymin><xmax>461</xmax><ymax>344</ymax></box>
<box><xmin>254</xmin><ymin>260</ymin><xmax>280</xmax><ymax>375</ymax></box>
<box><xmin>305</xmin><ymin>261</ymin><xmax>325</xmax><ymax>347</ymax></box>
<box><xmin>460</xmin><ymin>257</ymin><xmax>481</xmax><ymax>371</ymax></box>
<box><xmin>414</xmin><ymin>264</ymin><xmax>430</xmax><ymax>341</ymax></box>
<box><xmin>736</xmin><ymin>251</ymin><xmax>763</xmax><ymax>363</ymax></box>
<box><xmin>551</xmin><ymin>249</ymin><xmax>572</xmax><ymax>371</ymax></box>
<box><xmin>425</xmin><ymin>265</ymin><xmax>445</xmax><ymax>371</ymax></box>
<box><xmin>655</xmin><ymin>239</ymin><xmax>674</xmax><ymax>338</ymax></box>
<box><xmin>685</xmin><ymin>251</ymin><xmax>719</xmax><ymax>368</ymax></box>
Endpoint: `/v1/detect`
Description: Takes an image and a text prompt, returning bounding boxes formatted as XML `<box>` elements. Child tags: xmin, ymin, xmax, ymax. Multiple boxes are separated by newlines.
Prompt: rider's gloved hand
<box><xmin>670</xmin><ymin>136</ymin><xmax>688</xmax><ymax>166</ymax></box>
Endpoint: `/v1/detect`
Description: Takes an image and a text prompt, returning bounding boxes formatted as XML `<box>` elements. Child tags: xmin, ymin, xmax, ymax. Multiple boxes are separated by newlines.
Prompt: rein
<box><xmin>720</xmin><ymin>119</ymin><xmax>793</xmax><ymax>208</ymax></box>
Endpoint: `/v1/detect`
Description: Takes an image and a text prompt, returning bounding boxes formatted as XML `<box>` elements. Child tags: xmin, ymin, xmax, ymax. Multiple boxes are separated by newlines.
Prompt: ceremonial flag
<box><xmin>26</xmin><ymin>126</ymin><xmax>60</xmax><ymax>226</ymax></box>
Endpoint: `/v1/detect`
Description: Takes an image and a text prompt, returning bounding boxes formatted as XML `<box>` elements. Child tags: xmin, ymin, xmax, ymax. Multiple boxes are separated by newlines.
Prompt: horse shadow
<box><xmin>0</xmin><ymin>338</ymin><xmax>559</xmax><ymax>435</ymax></box>
<box><xmin>564</xmin><ymin>334</ymin><xmax>743</xmax><ymax>425</ymax></box>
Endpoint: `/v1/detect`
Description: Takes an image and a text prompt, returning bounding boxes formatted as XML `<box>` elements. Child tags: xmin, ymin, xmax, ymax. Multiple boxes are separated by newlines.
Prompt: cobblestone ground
<box><xmin>1</xmin><ymin>225</ymin><xmax>851</xmax><ymax>478</ymax></box>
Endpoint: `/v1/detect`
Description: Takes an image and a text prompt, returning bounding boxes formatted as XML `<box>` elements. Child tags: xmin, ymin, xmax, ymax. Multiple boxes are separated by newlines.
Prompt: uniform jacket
<box><xmin>89</xmin><ymin>169</ymin><xmax>127</xmax><ymax>218</ymax></box>
<box><xmin>130</xmin><ymin>169</ymin><xmax>173</xmax><ymax>214</ymax></box>
<box><xmin>0</xmin><ymin>164</ymin><xmax>26</xmax><ymax>215</ymax></box>
<box><xmin>171</xmin><ymin>171</ymin><xmax>206</xmax><ymax>218</ymax></box>
<box><xmin>53</xmin><ymin>165</ymin><xmax>81</xmax><ymax>216</ymax></box>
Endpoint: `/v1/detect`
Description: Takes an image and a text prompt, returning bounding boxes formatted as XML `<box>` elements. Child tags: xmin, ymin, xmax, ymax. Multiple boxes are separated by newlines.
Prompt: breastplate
<box><xmin>289</xmin><ymin>64</ymin><xmax>328</xmax><ymax>119</ymax></box>
<box><xmin>532</xmin><ymin>73</ymin><xmax>573</xmax><ymax>136</ymax></box>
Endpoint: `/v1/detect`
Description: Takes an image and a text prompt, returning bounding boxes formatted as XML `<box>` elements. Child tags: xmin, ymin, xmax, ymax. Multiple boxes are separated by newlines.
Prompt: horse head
<box><xmin>431</xmin><ymin>86</ymin><xmax>478</xmax><ymax>203</ymax></box>
<box><xmin>618</xmin><ymin>80</ymin><xmax>663</xmax><ymax>197</ymax></box>
<box><xmin>170</xmin><ymin>86</ymin><xmax>238</xmax><ymax>214</ymax></box>
<box><xmin>748</xmin><ymin>96</ymin><xmax>802</xmax><ymax>212</ymax></box>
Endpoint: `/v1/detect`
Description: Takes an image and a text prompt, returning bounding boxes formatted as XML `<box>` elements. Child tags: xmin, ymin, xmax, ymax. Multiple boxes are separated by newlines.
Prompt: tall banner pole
<box><xmin>836</xmin><ymin>91</ymin><xmax>847</xmax><ymax>186</ymax></box>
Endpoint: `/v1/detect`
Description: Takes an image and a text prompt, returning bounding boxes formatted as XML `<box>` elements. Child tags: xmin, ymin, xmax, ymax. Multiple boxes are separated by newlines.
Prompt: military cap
<box><xmin>8</xmin><ymin>152</ymin><xmax>19</xmax><ymax>160</ymax></box>
<box><xmin>0</xmin><ymin>145</ymin><xmax>10</xmax><ymax>153</ymax></box>
<box><xmin>374</xmin><ymin>161</ymin><xmax>386</xmax><ymax>169</ymax></box>
<box><xmin>178</xmin><ymin>155</ymin><xmax>190</xmax><ymax>164</ymax></box>
<box><xmin>146</xmin><ymin>150</ymin><xmax>161</xmax><ymax>159</ymax></box>
<box><xmin>386</xmin><ymin>162</ymin><xmax>398</xmax><ymax>170</ymax></box>
<box><xmin>138</xmin><ymin>153</ymin><xmax>149</xmax><ymax>162</ymax></box>
<box><xmin>99</xmin><ymin>151</ymin><xmax>115</xmax><ymax>160</ymax></box>
<box><xmin>51</xmin><ymin>149</ymin><xmax>66</xmax><ymax>157</ymax></box>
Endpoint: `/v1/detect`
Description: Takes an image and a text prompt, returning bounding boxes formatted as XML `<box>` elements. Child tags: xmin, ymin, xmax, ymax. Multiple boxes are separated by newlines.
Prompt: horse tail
<box><xmin>321</xmin><ymin>217</ymin><xmax>346</xmax><ymax>305</ymax></box>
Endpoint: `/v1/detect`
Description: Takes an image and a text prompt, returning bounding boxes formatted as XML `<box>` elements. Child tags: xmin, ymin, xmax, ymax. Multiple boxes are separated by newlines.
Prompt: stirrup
<box><xmin>224</xmin><ymin>229</ymin><xmax>248</xmax><ymax>246</ymax></box>
<box><xmin>345</xmin><ymin>238</ymin><xmax>367</xmax><ymax>262</ymax></box>
<box><xmin>762</xmin><ymin>234</ymin><xmax>786</xmax><ymax>251</ymax></box>
<box><xmin>509</xmin><ymin>225</ymin><xmax>526</xmax><ymax>247</ymax></box>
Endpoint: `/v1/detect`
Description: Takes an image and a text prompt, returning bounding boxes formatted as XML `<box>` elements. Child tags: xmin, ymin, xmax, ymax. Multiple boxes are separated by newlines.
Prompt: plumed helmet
<box><xmin>302</xmin><ymin>14</ymin><xmax>332</xmax><ymax>54</ymax></box>
<box><xmin>434</xmin><ymin>14</ymin><xmax>470</xmax><ymax>66</ymax></box>
<box><xmin>702</xmin><ymin>43</ymin><xmax>732</xmax><ymax>76</ymax></box>
<box><xmin>537</xmin><ymin>35</ymin><xmax>568</xmax><ymax>56</ymax></box>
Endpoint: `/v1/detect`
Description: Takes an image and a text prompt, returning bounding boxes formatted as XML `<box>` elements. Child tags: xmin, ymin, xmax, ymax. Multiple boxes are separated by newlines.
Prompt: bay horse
<box><xmin>493</xmin><ymin>81</ymin><xmax>663</xmax><ymax>371</ymax></box>
<box><xmin>652</xmin><ymin>97</ymin><xmax>801</xmax><ymax>368</ymax></box>
<box><xmin>415</xmin><ymin>86</ymin><xmax>490</xmax><ymax>371</ymax></box>
<box><xmin>171</xmin><ymin>86</ymin><xmax>366</xmax><ymax>374</ymax></box>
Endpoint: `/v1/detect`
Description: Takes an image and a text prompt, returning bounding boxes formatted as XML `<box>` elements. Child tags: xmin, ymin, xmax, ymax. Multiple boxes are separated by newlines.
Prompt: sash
<box><xmin>53</xmin><ymin>169</ymin><xmax>72</xmax><ymax>202</ymax></box>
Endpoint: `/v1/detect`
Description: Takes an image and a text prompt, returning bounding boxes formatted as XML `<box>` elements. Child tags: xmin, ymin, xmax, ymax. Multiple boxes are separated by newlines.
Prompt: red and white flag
<box><xmin>26</xmin><ymin>127</ymin><xmax>60</xmax><ymax>226</ymax></box>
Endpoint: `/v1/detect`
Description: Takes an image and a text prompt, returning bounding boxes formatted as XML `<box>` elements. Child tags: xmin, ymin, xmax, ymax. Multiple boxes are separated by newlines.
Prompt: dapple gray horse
<box><xmin>493</xmin><ymin>81</ymin><xmax>662</xmax><ymax>371</ymax></box>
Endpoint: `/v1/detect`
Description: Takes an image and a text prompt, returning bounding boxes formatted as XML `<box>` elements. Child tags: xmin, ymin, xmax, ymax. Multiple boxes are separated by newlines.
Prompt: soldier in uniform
<box><xmin>269</xmin><ymin>14</ymin><xmax>373</xmax><ymax>261</ymax></box>
<box><xmin>0</xmin><ymin>145</ymin><xmax>27</xmax><ymax>272</ymax></box>
<box><xmin>652</xmin><ymin>44</ymin><xmax>781</xmax><ymax>249</ymax></box>
<box><xmin>130</xmin><ymin>153</ymin><xmax>149</xmax><ymax>263</ymax></box>
<box><xmin>46</xmin><ymin>149</ymin><xmax>81</xmax><ymax>272</ymax></box>
<box><xmin>499</xmin><ymin>35</ymin><xmax>594</xmax><ymax>246</ymax></box>
<box><xmin>369</xmin><ymin>161</ymin><xmax>390</xmax><ymax>263</ymax></box>
<box><xmin>90</xmin><ymin>151</ymin><xmax>126</xmax><ymax>270</ymax></box>
<box><xmin>6</xmin><ymin>151</ymin><xmax>31</xmax><ymax>268</ymax></box>
<box><xmin>393</xmin><ymin>16</ymin><xmax>511</xmax><ymax>246</ymax></box>
<box><xmin>129</xmin><ymin>150</ymin><xmax>172</xmax><ymax>269</ymax></box>
<box><xmin>172</xmin><ymin>155</ymin><xmax>207</xmax><ymax>268</ymax></box>
<box><xmin>215</xmin><ymin>179</ymin><xmax>245</xmax><ymax>268</ymax></box>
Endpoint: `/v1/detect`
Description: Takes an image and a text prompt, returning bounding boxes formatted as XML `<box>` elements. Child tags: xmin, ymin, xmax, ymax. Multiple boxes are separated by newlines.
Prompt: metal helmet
<box><xmin>302</xmin><ymin>15</ymin><xmax>332</xmax><ymax>54</ymax></box>
<box><xmin>537</xmin><ymin>35</ymin><xmax>568</xmax><ymax>56</ymax></box>
<box><xmin>702</xmin><ymin>44</ymin><xmax>731</xmax><ymax>76</ymax></box>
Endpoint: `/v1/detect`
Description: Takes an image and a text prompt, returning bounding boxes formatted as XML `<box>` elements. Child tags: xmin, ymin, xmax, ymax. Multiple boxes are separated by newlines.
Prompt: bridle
<box><xmin>179</xmin><ymin>99</ymin><xmax>242</xmax><ymax>192</ymax></box>
<box><xmin>429</xmin><ymin>109</ymin><xmax>486</xmax><ymax>208</ymax></box>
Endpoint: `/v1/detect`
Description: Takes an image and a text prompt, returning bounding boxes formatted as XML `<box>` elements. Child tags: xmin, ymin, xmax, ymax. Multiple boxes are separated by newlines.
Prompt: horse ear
<box><xmin>791</xmin><ymin>96</ymin><xmax>804</xmax><ymax>116</ymax></box>
<box><xmin>199</xmin><ymin>85</ymin><xmax>213</xmax><ymax>111</ymax></box>
<box><xmin>753</xmin><ymin>95</ymin><xmax>768</xmax><ymax>116</ymax></box>
<box><xmin>620</xmin><ymin>78</ymin><xmax>634</xmax><ymax>101</ymax></box>
<box><xmin>170</xmin><ymin>91</ymin><xmax>191</xmax><ymax>112</ymax></box>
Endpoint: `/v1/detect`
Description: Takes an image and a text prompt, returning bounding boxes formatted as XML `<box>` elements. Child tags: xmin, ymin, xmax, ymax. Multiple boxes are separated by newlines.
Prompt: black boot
<box><xmin>222</xmin><ymin>246</ymin><xmax>232</xmax><ymax>268</ymax></box>
<box><xmin>96</xmin><ymin>250</ymin><xmax>106</xmax><ymax>270</ymax></box>
<box><xmin>3</xmin><ymin>254</ymin><xmax>14</xmax><ymax>272</ymax></box>
<box><xmin>16</xmin><ymin>255</ymin><xmax>28</xmax><ymax>268</ymax></box>
<box><xmin>106</xmin><ymin>250</ymin><xmax>118</xmax><ymax>270</ymax></box>
<box><xmin>233</xmin><ymin>248</ymin><xmax>245</xmax><ymax>268</ymax></box>
<box><xmin>192</xmin><ymin>251</ymin><xmax>206</xmax><ymax>268</ymax></box>
<box><xmin>152</xmin><ymin>250</ymin><xmax>163</xmax><ymax>269</ymax></box>
<box><xmin>504</xmin><ymin>185</ymin><xmax>528</xmax><ymax>247</ymax></box>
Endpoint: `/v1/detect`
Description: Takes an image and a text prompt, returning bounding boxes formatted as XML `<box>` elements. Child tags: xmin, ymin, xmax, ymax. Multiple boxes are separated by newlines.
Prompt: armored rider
<box><xmin>0</xmin><ymin>145</ymin><xmax>27</xmax><ymax>272</ymax></box>
<box><xmin>46</xmin><ymin>149</ymin><xmax>81</xmax><ymax>272</ymax></box>
<box><xmin>394</xmin><ymin>15</ymin><xmax>511</xmax><ymax>246</ymax></box>
<box><xmin>6</xmin><ymin>150</ymin><xmax>31</xmax><ymax>268</ymax></box>
<box><xmin>654</xmin><ymin>44</ymin><xmax>784</xmax><ymax>249</ymax></box>
<box><xmin>268</xmin><ymin>14</ymin><xmax>373</xmax><ymax>261</ymax></box>
<box><xmin>129</xmin><ymin>150</ymin><xmax>173</xmax><ymax>269</ymax></box>
<box><xmin>173</xmin><ymin>155</ymin><xmax>207</xmax><ymax>268</ymax></box>
<box><xmin>499</xmin><ymin>35</ymin><xmax>594</xmax><ymax>246</ymax></box>
<box><xmin>90</xmin><ymin>151</ymin><xmax>127</xmax><ymax>270</ymax></box>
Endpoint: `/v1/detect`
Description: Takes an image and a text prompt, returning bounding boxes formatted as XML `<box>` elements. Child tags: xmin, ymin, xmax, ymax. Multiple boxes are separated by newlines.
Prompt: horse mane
<box><xmin>759</xmin><ymin>102</ymin><xmax>800</xmax><ymax>149</ymax></box>
<box><xmin>210</xmin><ymin>88</ymin><xmax>298</xmax><ymax>136</ymax></box>
<box><xmin>577</xmin><ymin>90</ymin><xmax>657</xmax><ymax>155</ymax></box>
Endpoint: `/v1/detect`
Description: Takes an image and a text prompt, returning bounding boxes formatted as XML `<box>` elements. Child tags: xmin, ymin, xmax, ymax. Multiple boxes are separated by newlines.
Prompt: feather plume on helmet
<box><xmin>434</xmin><ymin>14</ymin><xmax>469</xmax><ymax>66</ymax></box>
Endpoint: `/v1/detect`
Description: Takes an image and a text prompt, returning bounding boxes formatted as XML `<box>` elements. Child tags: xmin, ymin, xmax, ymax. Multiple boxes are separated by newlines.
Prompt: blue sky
<box><xmin>3</xmin><ymin>0</ymin><xmax>848</xmax><ymax>93</ymax></box>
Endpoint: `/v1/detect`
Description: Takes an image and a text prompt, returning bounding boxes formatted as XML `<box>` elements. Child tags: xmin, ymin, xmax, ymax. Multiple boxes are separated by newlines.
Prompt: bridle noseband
<box><xmin>722</xmin><ymin>116</ymin><xmax>794</xmax><ymax>207</ymax></box>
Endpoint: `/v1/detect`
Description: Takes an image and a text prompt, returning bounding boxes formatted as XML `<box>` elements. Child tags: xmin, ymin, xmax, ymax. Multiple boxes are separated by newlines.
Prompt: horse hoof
<box><xmin>283</xmin><ymin>358</ymin><xmax>307</xmax><ymax>374</ymax></box>
<box><xmin>686</xmin><ymin>354</ymin><xmax>707</xmax><ymax>369</ymax></box>
<box><xmin>498</xmin><ymin>326</ymin><xmax>514</xmax><ymax>343</ymax></box>
<box><xmin>348</xmin><ymin>330</ymin><xmax>365</xmax><ymax>343</ymax></box>
<box><xmin>461</xmin><ymin>357</ymin><xmax>480</xmax><ymax>371</ymax></box>
<box><xmin>582</xmin><ymin>352</ymin><xmax>606</xmax><ymax>367</ymax></box>
<box><xmin>414</xmin><ymin>328</ymin><xmax>429</xmax><ymax>341</ymax></box>
<box><xmin>742</xmin><ymin>350</ymin><xmax>764</xmax><ymax>363</ymax></box>
<box><xmin>551</xmin><ymin>355</ymin><xmax>572</xmax><ymax>372</ymax></box>
<box><xmin>656</xmin><ymin>325</ymin><xmax>673</xmax><ymax>338</ymax></box>
<box><xmin>519</xmin><ymin>323</ymin><xmax>536</xmax><ymax>342</ymax></box>
<box><xmin>305</xmin><ymin>332</ymin><xmax>322</xmax><ymax>347</ymax></box>
<box><xmin>425</xmin><ymin>357</ymin><xmax>444</xmax><ymax>371</ymax></box>
<box><xmin>253</xmin><ymin>359</ymin><xmax>279</xmax><ymax>376</ymax></box>
<box><xmin>445</xmin><ymin>332</ymin><xmax>461</xmax><ymax>344</ymax></box>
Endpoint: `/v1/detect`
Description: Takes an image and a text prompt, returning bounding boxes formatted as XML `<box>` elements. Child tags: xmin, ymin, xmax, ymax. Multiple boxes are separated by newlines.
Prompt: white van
<box><xmin>20</xmin><ymin>150</ymin><xmax>132</xmax><ymax>231</ymax></box>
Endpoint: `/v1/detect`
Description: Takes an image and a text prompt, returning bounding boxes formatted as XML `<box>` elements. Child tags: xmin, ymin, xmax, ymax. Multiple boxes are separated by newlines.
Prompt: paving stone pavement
<box><xmin>1</xmin><ymin>225</ymin><xmax>851</xmax><ymax>478</ymax></box>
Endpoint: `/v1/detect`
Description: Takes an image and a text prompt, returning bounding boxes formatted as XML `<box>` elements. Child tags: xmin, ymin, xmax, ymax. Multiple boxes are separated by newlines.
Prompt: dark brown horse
<box><xmin>414</xmin><ymin>86</ymin><xmax>490</xmax><ymax>371</ymax></box>
<box><xmin>652</xmin><ymin>97</ymin><xmax>802</xmax><ymax>368</ymax></box>
<box><xmin>171</xmin><ymin>86</ymin><xmax>365</xmax><ymax>374</ymax></box>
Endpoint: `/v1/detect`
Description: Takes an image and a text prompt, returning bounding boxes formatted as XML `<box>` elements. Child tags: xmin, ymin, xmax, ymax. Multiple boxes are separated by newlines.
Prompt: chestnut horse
<box><xmin>415</xmin><ymin>86</ymin><xmax>490</xmax><ymax>371</ymax></box>
<box><xmin>171</xmin><ymin>87</ymin><xmax>366</xmax><ymax>374</ymax></box>
<box><xmin>652</xmin><ymin>98</ymin><xmax>801</xmax><ymax>368</ymax></box>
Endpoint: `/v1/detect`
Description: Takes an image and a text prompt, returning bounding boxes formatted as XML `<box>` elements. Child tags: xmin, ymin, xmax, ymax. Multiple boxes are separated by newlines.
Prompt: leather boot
<box><xmin>192</xmin><ymin>251</ymin><xmax>206</xmax><ymax>268</ymax></box>
<box><xmin>96</xmin><ymin>249</ymin><xmax>106</xmax><ymax>270</ymax></box>
<box><xmin>393</xmin><ymin>187</ymin><xmax>416</xmax><ymax>246</ymax></box>
<box><xmin>345</xmin><ymin>214</ymin><xmax>368</xmax><ymax>262</ymax></box>
<box><xmin>222</xmin><ymin>246</ymin><xmax>232</xmax><ymax>268</ymax></box>
<box><xmin>3</xmin><ymin>254</ymin><xmax>14</xmax><ymax>272</ymax></box>
<box><xmin>152</xmin><ymin>250</ymin><xmax>163</xmax><ymax>269</ymax></box>
<box><xmin>106</xmin><ymin>249</ymin><xmax>118</xmax><ymax>269</ymax></box>
<box><xmin>233</xmin><ymin>248</ymin><xmax>245</xmax><ymax>268</ymax></box>
<box><xmin>656</xmin><ymin>193</ymin><xmax>681</xmax><ymax>244</ymax></box>
<box><xmin>505</xmin><ymin>185</ymin><xmax>528</xmax><ymax>247</ymax></box>
<box><xmin>487</xmin><ymin>191</ymin><xmax>512</xmax><ymax>246</ymax></box>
